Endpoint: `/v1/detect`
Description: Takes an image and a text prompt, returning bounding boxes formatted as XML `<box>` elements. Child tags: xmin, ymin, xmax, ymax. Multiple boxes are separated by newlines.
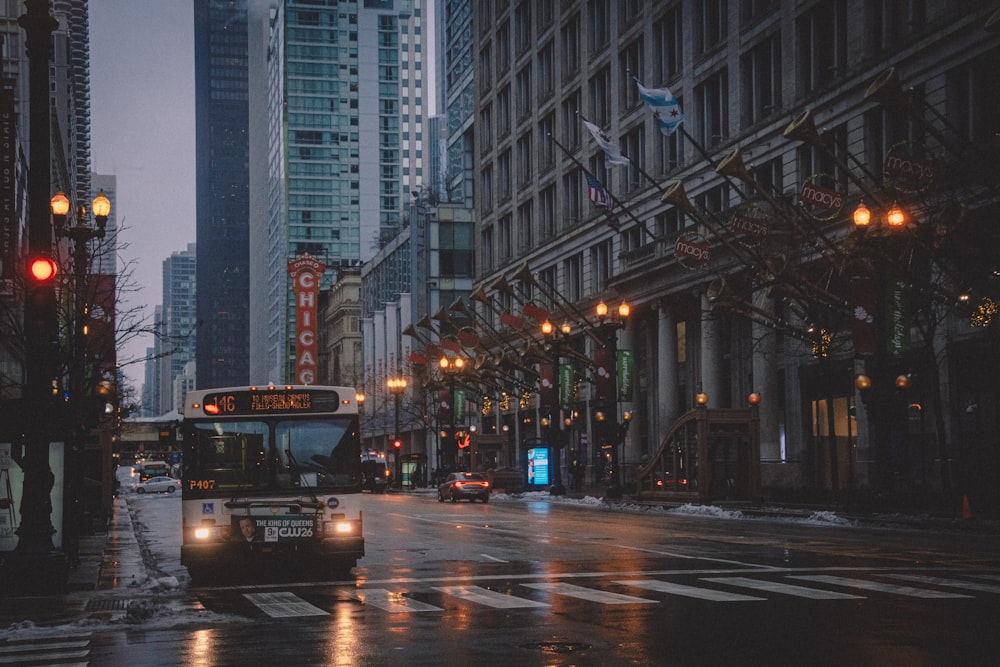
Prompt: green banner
<box><xmin>454</xmin><ymin>389</ymin><xmax>466</xmax><ymax>422</ymax></box>
<box><xmin>559</xmin><ymin>363</ymin><xmax>574</xmax><ymax>409</ymax></box>
<box><xmin>884</xmin><ymin>281</ymin><xmax>911</xmax><ymax>355</ymax></box>
<box><xmin>617</xmin><ymin>350</ymin><xmax>634</xmax><ymax>401</ymax></box>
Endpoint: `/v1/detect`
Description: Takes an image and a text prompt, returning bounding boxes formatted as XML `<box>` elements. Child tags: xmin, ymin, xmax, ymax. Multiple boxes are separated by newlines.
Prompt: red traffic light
<box><xmin>28</xmin><ymin>256</ymin><xmax>57</xmax><ymax>282</ymax></box>
<box><xmin>393</xmin><ymin>439</ymin><xmax>402</xmax><ymax>449</ymax></box>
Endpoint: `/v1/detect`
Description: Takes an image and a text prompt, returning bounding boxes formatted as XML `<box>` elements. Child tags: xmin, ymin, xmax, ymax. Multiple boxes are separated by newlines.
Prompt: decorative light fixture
<box><xmin>748</xmin><ymin>392</ymin><xmax>761</xmax><ymax>406</ymax></box>
<box><xmin>886</xmin><ymin>201</ymin><xmax>906</xmax><ymax>228</ymax></box>
<box><xmin>853</xmin><ymin>201</ymin><xmax>871</xmax><ymax>228</ymax></box>
<box><xmin>695</xmin><ymin>392</ymin><xmax>709</xmax><ymax>406</ymax></box>
<box><xmin>855</xmin><ymin>374</ymin><xmax>872</xmax><ymax>390</ymax></box>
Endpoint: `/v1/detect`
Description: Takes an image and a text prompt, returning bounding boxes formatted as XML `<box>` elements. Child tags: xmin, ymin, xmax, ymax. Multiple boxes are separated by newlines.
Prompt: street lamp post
<box><xmin>594</xmin><ymin>300</ymin><xmax>630</xmax><ymax>496</ymax></box>
<box><xmin>439</xmin><ymin>356</ymin><xmax>465</xmax><ymax>471</ymax></box>
<box><xmin>49</xmin><ymin>190</ymin><xmax>111</xmax><ymax>561</ymax></box>
<box><xmin>10</xmin><ymin>0</ymin><xmax>65</xmax><ymax>590</ymax></box>
<box><xmin>387</xmin><ymin>377</ymin><xmax>406</xmax><ymax>486</ymax></box>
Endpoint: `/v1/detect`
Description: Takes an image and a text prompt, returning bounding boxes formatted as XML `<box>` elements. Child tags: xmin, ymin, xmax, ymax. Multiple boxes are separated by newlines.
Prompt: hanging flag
<box><xmin>636</xmin><ymin>81</ymin><xmax>685</xmax><ymax>136</ymax></box>
<box><xmin>582</xmin><ymin>120</ymin><xmax>630</xmax><ymax>166</ymax></box>
<box><xmin>585</xmin><ymin>172</ymin><xmax>612</xmax><ymax>209</ymax></box>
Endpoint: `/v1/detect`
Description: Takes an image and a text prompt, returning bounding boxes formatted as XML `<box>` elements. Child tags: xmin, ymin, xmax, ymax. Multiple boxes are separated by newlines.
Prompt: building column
<box><xmin>700</xmin><ymin>291</ymin><xmax>722</xmax><ymax>405</ymax></box>
<box><xmin>752</xmin><ymin>290</ymin><xmax>782</xmax><ymax>462</ymax></box>
<box><xmin>657</xmin><ymin>301</ymin><xmax>679</xmax><ymax>434</ymax></box>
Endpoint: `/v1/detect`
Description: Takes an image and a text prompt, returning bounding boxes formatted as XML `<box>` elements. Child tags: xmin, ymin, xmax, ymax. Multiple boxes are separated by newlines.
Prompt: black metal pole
<box><xmin>13</xmin><ymin>0</ymin><xmax>66</xmax><ymax>587</ymax></box>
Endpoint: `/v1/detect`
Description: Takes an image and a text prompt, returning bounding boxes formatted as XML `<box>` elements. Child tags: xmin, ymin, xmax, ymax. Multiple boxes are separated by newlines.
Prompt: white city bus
<box><xmin>180</xmin><ymin>385</ymin><xmax>364</xmax><ymax>582</ymax></box>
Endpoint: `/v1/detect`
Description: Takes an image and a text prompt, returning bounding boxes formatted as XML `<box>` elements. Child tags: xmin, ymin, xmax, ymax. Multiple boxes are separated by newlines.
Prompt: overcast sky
<box><xmin>90</xmin><ymin>1</ymin><xmax>197</xmax><ymax>394</ymax></box>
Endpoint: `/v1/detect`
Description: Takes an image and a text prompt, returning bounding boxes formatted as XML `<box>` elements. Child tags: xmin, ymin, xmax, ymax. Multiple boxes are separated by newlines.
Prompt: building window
<box><xmin>515</xmin><ymin>65</ymin><xmax>533</xmax><ymax>121</ymax></box>
<box><xmin>695</xmin><ymin>0</ymin><xmax>728</xmax><ymax>54</ymax></box>
<box><xmin>741</xmin><ymin>34</ymin><xmax>782</xmax><ymax>126</ymax></box>
<box><xmin>620</xmin><ymin>124</ymin><xmax>644</xmax><ymax>194</ymax></box>
<box><xmin>497</xmin><ymin>149</ymin><xmax>512</xmax><ymax>201</ymax></box>
<box><xmin>537</xmin><ymin>0</ymin><xmax>554</xmax><ymax>30</ymax></box>
<box><xmin>479</xmin><ymin>103</ymin><xmax>493</xmax><ymax>153</ymax></box>
<box><xmin>561</xmin><ymin>88</ymin><xmax>582</xmax><ymax>149</ymax></box>
<box><xmin>539</xmin><ymin>112</ymin><xmax>556</xmax><ymax>169</ymax></box>
<box><xmin>619</xmin><ymin>38</ymin><xmax>643</xmax><ymax>110</ymax></box>
<box><xmin>697</xmin><ymin>70</ymin><xmax>728</xmax><ymax>147</ymax></box>
<box><xmin>947</xmin><ymin>52</ymin><xmax>1000</xmax><ymax>145</ymax></box>
<box><xmin>539</xmin><ymin>184</ymin><xmax>556</xmax><ymax>240</ymax></box>
<box><xmin>618</xmin><ymin>0</ymin><xmax>642</xmax><ymax>31</ymax></box>
<box><xmin>481</xmin><ymin>225</ymin><xmax>495</xmax><ymax>273</ymax></box>
<box><xmin>653</xmin><ymin>5</ymin><xmax>683</xmax><ymax>83</ymax></box>
<box><xmin>589</xmin><ymin>65</ymin><xmax>611</xmax><ymax>126</ymax></box>
<box><xmin>591</xmin><ymin>240</ymin><xmax>612</xmax><ymax>293</ymax></box>
<box><xmin>587</xmin><ymin>0</ymin><xmax>611</xmax><ymax>55</ymax></box>
<box><xmin>740</xmin><ymin>0</ymin><xmax>778</xmax><ymax>22</ymax></box>
<box><xmin>514</xmin><ymin>1</ymin><xmax>533</xmax><ymax>55</ymax></box>
<box><xmin>479</xmin><ymin>42</ymin><xmax>492</xmax><ymax>92</ymax></box>
<box><xmin>497</xmin><ymin>85</ymin><xmax>511</xmax><ymax>137</ymax></box>
<box><xmin>654</xmin><ymin>106</ymin><xmax>683</xmax><ymax>174</ymax></box>
<box><xmin>562</xmin><ymin>169</ymin><xmax>582</xmax><ymax>228</ymax></box>
<box><xmin>517</xmin><ymin>201</ymin><xmax>534</xmax><ymax>253</ymax></box>
<box><xmin>538</xmin><ymin>40</ymin><xmax>555</xmax><ymax>96</ymax></box>
<box><xmin>499</xmin><ymin>214</ymin><xmax>513</xmax><ymax>261</ymax></box>
<box><xmin>496</xmin><ymin>19</ymin><xmax>510</xmax><ymax>76</ymax></box>
<box><xmin>796</xmin><ymin>1</ymin><xmax>847</xmax><ymax>97</ymax></box>
<box><xmin>516</xmin><ymin>131</ymin><xmax>533</xmax><ymax>185</ymax></box>
<box><xmin>561</xmin><ymin>13</ymin><xmax>580</xmax><ymax>77</ymax></box>
<box><xmin>565</xmin><ymin>253</ymin><xmax>583</xmax><ymax>302</ymax></box>
<box><xmin>481</xmin><ymin>163</ymin><xmax>493</xmax><ymax>214</ymax></box>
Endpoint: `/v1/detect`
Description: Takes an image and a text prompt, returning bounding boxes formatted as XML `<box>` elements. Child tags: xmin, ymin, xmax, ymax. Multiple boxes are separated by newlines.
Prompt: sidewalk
<box><xmin>0</xmin><ymin>494</ymin><xmax>151</xmax><ymax>631</ymax></box>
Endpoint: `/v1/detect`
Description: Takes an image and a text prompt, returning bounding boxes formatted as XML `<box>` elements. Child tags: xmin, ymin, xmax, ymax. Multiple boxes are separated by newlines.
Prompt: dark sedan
<box><xmin>437</xmin><ymin>472</ymin><xmax>490</xmax><ymax>503</ymax></box>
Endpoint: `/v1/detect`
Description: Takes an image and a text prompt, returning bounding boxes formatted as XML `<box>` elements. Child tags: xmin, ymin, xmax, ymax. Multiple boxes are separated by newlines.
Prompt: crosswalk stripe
<box><xmin>616</xmin><ymin>579</ymin><xmax>765</xmax><ymax>602</ymax></box>
<box><xmin>789</xmin><ymin>575</ymin><xmax>973</xmax><ymax>598</ymax></box>
<box><xmin>354</xmin><ymin>588</ymin><xmax>443</xmax><ymax>612</ymax></box>
<box><xmin>888</xmin><ymin>574</ymin><xmax>1000</xmax><ymax>595</ymax></box>
<box><xmin>701</xmin><ymin>576</ymin><xmax>865</xmax><ymax>600</ymax></box>
<box><xmin>0</xmin><ymin>634</ymin><xmax>91</xmax><ymax>665</ymax></box>
<box><xmin>433</xmin><ymin>585</ymin><xmax>550</xmax><ymax>608</ymax></box>
<box><xmin>243</xmin><ymin>591</ymin><xmax>329</xmax><ymax>617</ymax></box>
<box><xmin>523</xmin><ymin>582</ymin><xmax>658</xmax><ymax>604</ymax></box>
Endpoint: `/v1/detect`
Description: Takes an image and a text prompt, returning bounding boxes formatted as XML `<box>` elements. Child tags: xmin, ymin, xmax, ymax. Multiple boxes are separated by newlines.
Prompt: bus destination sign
<box><xmin>202</xmin><ymin>389</ymin><xmax>341</xmax><ymax>416</ymax></box>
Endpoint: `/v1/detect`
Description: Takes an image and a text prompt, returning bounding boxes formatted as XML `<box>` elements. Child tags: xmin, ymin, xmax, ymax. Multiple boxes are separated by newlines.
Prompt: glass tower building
<box><xmin>194</xmin><ymin>0</ymin><xmax>251</xmax><ymax>390</ymax></box>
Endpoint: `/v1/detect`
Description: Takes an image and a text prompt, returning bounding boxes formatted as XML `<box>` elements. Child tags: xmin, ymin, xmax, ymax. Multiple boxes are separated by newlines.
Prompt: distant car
<box><xmin>438</xmin><ymin>472</ymin><xmax>490</xmax><ymax>503</ymax></box>
<box><xmin>135</xmin><ymin>476</ymin><xmax>181</xmax><ymax>494</ymax></box>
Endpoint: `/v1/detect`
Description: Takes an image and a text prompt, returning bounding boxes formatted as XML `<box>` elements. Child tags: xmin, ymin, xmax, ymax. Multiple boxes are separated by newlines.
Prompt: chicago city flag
<box><xmin>636</xmin><ymin>81</ymin><xmax>685</xmax><ymax>136</ymax></box>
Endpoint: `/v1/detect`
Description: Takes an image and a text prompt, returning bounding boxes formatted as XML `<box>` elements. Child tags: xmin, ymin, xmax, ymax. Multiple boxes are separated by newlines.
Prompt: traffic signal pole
<box><xmin>11</xmin><ymin>0</ymin><xmax>67</xmax><ymax>587</ymax></box>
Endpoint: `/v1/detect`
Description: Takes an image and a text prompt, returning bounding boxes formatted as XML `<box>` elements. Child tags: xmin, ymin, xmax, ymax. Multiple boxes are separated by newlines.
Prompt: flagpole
<box><xmin>547</xmin><ymin>131</ymin><xmax>658</xmax><ymax>242</ymax></box>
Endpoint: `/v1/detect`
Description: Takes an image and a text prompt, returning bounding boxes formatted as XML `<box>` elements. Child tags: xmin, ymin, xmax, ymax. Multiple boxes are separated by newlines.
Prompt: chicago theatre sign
<box><xmin>288</xmin><ymin>253</ymin><xmax>326</xmax><ymax>385</ymax></box>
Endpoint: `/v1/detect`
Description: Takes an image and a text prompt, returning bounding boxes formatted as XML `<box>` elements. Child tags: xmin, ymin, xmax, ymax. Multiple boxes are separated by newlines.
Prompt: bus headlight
<box><xmin>324</xmin><ymin>520</ymin><xmax>357</xmax><ymax>536</ymax></box>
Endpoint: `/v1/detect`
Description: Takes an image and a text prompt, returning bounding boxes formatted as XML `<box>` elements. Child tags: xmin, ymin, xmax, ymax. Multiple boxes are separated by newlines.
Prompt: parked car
<box><xmin>437</xmin><ymin>472</ymin><xmax>490</xmax><ymax>503</ymax></box>
<box><xmin>135</xmin><ymin>476</ymin><xmax>182</xmax><ymax>494</ymax></box>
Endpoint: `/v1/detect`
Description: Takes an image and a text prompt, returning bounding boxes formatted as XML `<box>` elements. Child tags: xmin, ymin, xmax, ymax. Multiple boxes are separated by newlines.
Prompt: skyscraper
<box><xmin>194</xmin><ymin>0</ymin><xmax>251</xmax><ymax>390</ymax></box>
<box><xmin>247</xmin><ymin>0</ymin><xmax>428</xmax><ymax>383</ymax></box>
<box><xmin>159</xmin><ymin>244</ymin><xmax>197</xmax><ymax>414</ymax></box>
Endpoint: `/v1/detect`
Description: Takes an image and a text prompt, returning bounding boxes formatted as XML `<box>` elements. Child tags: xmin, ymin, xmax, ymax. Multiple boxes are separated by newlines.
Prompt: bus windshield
<box><xmin>185</xmin><ymin>416</ymin><xmax>360</xmax><ymax>492</ymax></box>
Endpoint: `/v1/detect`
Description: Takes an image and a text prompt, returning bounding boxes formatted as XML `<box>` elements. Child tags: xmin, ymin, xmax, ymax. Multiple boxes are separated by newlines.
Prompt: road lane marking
<box><xmin>524</xmin><ymin>582</ymin><xmax>658</xmax><ymax>604</ymax></box>
<box><xmin>434</xmin><ymin>585</ymin><xmax>550</xmax><ymax>608</ymax></box>
<box><xmin>701</xmin><ymin>577</ymin><xmax>865</xmax><ymax>599</ymax></box>
<box><xmin>616</xmin><ymin>579</ymin><xmax>765</xmax><ymax>601</ymax></box>
<box><xmin>481</xmin><ymin>553</ymin><xmax>509</xmax><ymax>563</ymax></box>
<box><xmin>612</xmin><ymin>543</ymin><xmax>782</xmax><ymax>570</ymax></box>
<box><xmin>887</xmin><ymin>574</ymin><xmax>1000</xmax><ymax>595</ymax></box>
<box><xmin>243</xmin><ymin>592</ymin><xmax>329</xmax><ymax>617</ymax></box>
<box><xmin>353</xmin><ymin>588</ymin><xmax>442</xmax><ymax>612</ymax></box>
<box><xmin>788</xmin><ymin>575</ymin><xmax>974</xmax><ymax>598</ymax></box>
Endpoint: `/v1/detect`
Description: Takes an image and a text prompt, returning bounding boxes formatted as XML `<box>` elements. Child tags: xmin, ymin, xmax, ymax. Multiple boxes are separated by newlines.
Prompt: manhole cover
<box><xmin>85</xmin><ymin>598</ymin><xmax>129</xmax><ymax>612</ymax></box>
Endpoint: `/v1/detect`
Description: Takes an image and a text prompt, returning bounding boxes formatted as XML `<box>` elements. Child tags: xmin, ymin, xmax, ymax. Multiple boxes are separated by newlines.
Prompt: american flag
<box><xmin>585</xmin><ymin>172</ymin><xmax>612</xmax><ymax>208</ymax></box>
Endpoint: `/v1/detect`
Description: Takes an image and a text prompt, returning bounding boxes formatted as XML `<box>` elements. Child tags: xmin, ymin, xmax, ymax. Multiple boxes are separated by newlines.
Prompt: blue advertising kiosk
<box><xmin>525</xmin><ymin>441</ymin><xmax>551</xmax><ymax>489</ymax></box>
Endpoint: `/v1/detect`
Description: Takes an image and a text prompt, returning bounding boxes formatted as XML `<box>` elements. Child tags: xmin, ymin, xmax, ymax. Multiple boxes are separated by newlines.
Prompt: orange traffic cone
<box><xmin>962</xmin><ymin>495</ymin><xmax>973</xmax><ymax>520</ymax></box>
